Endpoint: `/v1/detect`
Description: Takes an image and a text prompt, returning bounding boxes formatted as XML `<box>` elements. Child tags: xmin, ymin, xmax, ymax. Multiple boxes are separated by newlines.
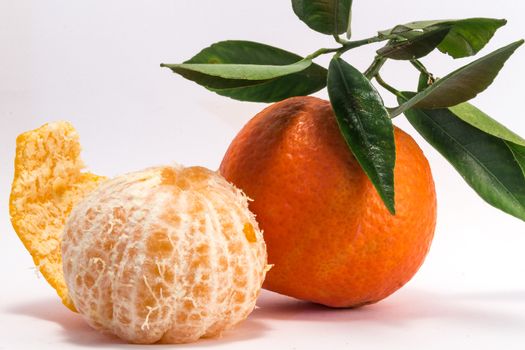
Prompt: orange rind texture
<box><xmin>10</xmin><ymin>122</ymin><xmax>106</xmax><ymax>310</ymax></box>
<box><xmin>220</xmin><ymin>96</ymin><xmax>436</xmax><ymax>307</ymax></box>
<box><xmin>62</xmin><ymin>165</ymin><xmax>268</xmax><ymax>344</ymax></box>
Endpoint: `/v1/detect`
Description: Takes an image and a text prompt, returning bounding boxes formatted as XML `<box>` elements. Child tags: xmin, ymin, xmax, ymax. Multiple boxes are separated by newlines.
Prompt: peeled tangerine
<box><xmin>62</xmin><ymin>166</ymin><xmax>268</xmax><ymax>343</ymax></box>
<box><xmin>10</xmin><ymin>122</ymin><xmax>268</xmax><ymax>344</ymax></box>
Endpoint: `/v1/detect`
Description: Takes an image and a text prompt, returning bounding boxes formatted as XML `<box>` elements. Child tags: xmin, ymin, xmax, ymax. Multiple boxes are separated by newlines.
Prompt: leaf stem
<box><xmin>410</xmin><ymin>59</ymin><xmax>434</xmax><ymax>80</ymax></box>
<box><xmin>305</xmin><ymin>47</ymin><xmax>341</xmax><ymax>60</ymax></box>
<box><xmin>364</xmin><ymin>56</ymin><xmax>387</xmax><ymax>79</ymax></box>
<box><xmin>333</xmin><ymin>34</ymin><xmax>349</xmax><ymax>45</ymax></box>
<box><xmin>343</xmin><ymin>35</ymin><xmax>392</xmax><ymax>50</ymax></box>
<box><xmin>375</xmin><ymin>73</ymin><xmax>404</xmax><ymax>100</ymax></box>
<box><xmin>307</xmin><ymin>35</ymin><xmax>395</xmax><ymax>62</ymax></box>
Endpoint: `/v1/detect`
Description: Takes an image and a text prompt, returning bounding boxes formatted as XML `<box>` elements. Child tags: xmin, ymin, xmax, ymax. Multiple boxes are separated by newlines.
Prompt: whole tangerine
<box><xmin>219</xmin><ymin>96</ymin><xmax>437</xmax><ymax>308</ymax></box>
<box><xmin>62</xmin><ymin>165</ymin><xmax>268</xmax><ymax>343</ymax></box>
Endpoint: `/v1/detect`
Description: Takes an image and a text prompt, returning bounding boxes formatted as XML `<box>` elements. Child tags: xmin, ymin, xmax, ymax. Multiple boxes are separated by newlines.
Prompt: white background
<box><xmin>1</xmin><ymin>0</ymin><xmax>525</xmax><ymax>349</ymax></box>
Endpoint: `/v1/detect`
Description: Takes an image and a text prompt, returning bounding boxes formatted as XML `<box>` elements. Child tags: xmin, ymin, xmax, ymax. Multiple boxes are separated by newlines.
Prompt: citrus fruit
<box><xmin>62</xmin><ymin>165</ymin><xmax>268</xmax><ymax>344</ymax></box>
<box><xmin>219</xmin><ymin>96</ymin><xmax>437</xmax><ymax>308</ymax></box>
<box><xmin>10</xmin><ymin>121</ymin><xmax>106</xmax><ymax>310</ymax></box>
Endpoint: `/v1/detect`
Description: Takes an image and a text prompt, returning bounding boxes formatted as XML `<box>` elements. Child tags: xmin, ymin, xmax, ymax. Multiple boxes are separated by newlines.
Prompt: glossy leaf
<box><xmin>449</xmin><ymin>103</ymin><xmax>525</xmax><ymax>146</ymax></box>
<box><xmin>380</xmin><ymin>18</ymin><xmax>507</xmax><ymax>58</ymax></box>
<box><xmin>392</xmin><ymin>40</ymin><xmax>523</xmax><ymax>117</ymax></box>
<box><xmin>507</xmin><ymin>142</ymin><xmax>525</xmax><ymax>177</ymax></box>
<box><xmin>377</xmin><ymin>26</ymin><xmax>451</xmax><ymax>60</ymax></box>
<box><xmin>400</xmin><ymin>94</ymin><xmax>525</xmax><ymax>222</ymax></box>
<box><xmin>209</xmin><ymin>68</ymin><xmax>327</xmax><ymax>102</ymax></box>
<box><xmin>328</xmin><ymin>58</ymin><xmax>396</xmax><ymax>214</ymax></box>
<box><xmin>292</xmin><ymin>0</ymin><xmax>352</xmax><ymax>35</ymax></box>
<box><xmin>160</xmin><ymin>59</ymin><xmax>312</xmax><ymax>81</ymax></box>
<box><xmin>161</xmin><ymin>40</ymin><xmax>327</xmax><ymax>102</ymax></box>
<box><xmin>183</xmin><ymin>40</ymin><xmax>305</xmax><ymax>65</ymax></box>
<box><xmin>159</xmin><ymin>70</ymin><xmax>262</xmax><ymax>90</ymax></box>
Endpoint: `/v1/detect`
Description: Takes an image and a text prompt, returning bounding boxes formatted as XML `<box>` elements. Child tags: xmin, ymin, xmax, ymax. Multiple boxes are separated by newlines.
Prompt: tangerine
<box><xmin>62</xmin><ymin>165</ymin><xmax>268</xmax><ymax>343</ymax></box>
<box><xmin>220</xmin><ymin>96</ymin><xmax>437</xmax><ymax>307</ymax></box>
<box><xmin>11</xmin><ymin>122</ymin><xmax>268</xmax><ymax>343</ymax></box>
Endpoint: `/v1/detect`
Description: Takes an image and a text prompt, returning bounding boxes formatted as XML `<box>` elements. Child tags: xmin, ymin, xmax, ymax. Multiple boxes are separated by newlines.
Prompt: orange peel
<box><xmin>10</xmin><ymin>121</ymin><xmax>106</xmax><ymax>310</ymax></box>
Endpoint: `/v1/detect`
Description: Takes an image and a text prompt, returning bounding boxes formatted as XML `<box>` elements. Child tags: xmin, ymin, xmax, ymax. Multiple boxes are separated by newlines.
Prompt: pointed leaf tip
<box><xmin>292</xmin><ymin>0</ymin><xmax>353</xmax><ymax>35</ymax></box>
<box><xmin>161</xmin><ymin>40</ymin><xmax>327</xmax><ymax>102</ymax></box>
<box><xmin>392</xmin><ymin>40</ymin><xmax>523</xmax><ymax>116</ymax></box>
<box><xmin>380</xmin><ymin>18</ymin><xmax>510</xmax><ymax>59</ymax></box>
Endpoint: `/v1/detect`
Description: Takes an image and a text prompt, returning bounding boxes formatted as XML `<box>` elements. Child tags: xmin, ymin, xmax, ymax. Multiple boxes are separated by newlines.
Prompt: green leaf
<box><xmin>183</xmin><ymin>40</ymin><xmax>304</xmax><ymax>65</ymax></box>
<box><xmin>377</xmin><ymin>26</ymin><xmax>451</xmax><ymax>60</ymax></box>
<box><xmin>345</xmin><ymin>1</ymin><xmax>353</xmax><ymax>39</ymax></box>
<box><xmin>507</xmin><ymin>142</ymin><xmax>525</xmax><ymax>177</ymax></box>
<box><xmin>160</xmin><ymin>59</ymin><xmax>312</xmax><ymax>81</ymax></box>
<box><xmin>161</xmin><ymin>40</ymin><xmax>327</xmax><ymax>102</ymax></box>
<box><xmin>392</xmin><ymin>40</ymin><xmax>523</xmax><ymax>117</ymax></box>
<box><xmin>439</xmin><ymin>19</ymin><xmax>507</xmax><ymax>58</ymax></box>
<box><xmin>292</xmin><ymin>0</ymin><xmax>352</xmax><ymax>35</ymax></box>
<box><xmin>380</xmin><ymin>18</ymin><xmax>507</xmax><ymax>58</ymax></box>
<box><xmin>417</xmin><ymin>72</ymin><xmax>432</xmax><ymax>92</ymax></box>
<box><xmin>400</xmin><ymin>94</ymin><xmax>525</xmax><ymax>222</ymax></box>
<box><xmin>449</xmin><ymin>103</ymin><xmax>525</xmax><ymax>147</ymax></box>
<box><xmin>159</xmin><ymin>70</ymin><xmax>262</xmax><ymax>90</ymax></box>
<box><xmin>209</xmin><ymin>68</ymin><xmax>327</xmax><ymax>102</ymax></box>
<box><xmin>328</xmin><ymin>57</ymin><xmax>396</xmax><ymax>214</ymax></box>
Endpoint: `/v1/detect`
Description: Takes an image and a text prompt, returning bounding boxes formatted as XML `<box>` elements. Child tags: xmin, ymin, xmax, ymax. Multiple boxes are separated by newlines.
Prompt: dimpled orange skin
<box><xmin>219</xmin><ymin>96</ymin><xmax>437</xmax><ymax>308</ymax></box>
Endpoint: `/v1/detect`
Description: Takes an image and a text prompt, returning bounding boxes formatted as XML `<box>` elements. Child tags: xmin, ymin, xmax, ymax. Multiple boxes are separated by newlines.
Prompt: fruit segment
<box><xmin>9</xmin><ymin>122</ymin><xmax>106</xmax><ymax>311</ymax></box>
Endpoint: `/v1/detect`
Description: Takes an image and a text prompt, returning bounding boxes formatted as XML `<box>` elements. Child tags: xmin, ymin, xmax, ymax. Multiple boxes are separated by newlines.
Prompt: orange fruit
<box><xmin>62</xmin><ymin>165</ymin><xmax>268</xmax><ymax>343</ymax></box>
<box><xmin>10</xmin><ymin>122</ymin><xmax>106</xmax><ymax>310</ymax></box>
<box><xmin>219</xmin><ymin>96</ymin><xmax>437</xmax><ymax>308</ymax></box>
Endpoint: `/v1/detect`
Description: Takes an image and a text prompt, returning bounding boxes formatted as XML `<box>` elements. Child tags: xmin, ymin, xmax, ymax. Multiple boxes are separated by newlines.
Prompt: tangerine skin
<box><xmin>9</xmin><ymin>121</ymin><xmax>106</xmax><ymax>311</ymax></box>
<box><xmin>220</xmin><ymin>96</ymin><xmax>437</xmax><ymax>308</ymax></box>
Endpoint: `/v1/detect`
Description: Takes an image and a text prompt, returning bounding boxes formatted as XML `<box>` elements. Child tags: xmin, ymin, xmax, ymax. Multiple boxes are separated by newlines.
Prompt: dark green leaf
<box><xmin>380</xmin><ymin>18</ymin><xmax>507</xmax><ymax>58</ymax></box>
<box><xmin>400</xmin><ymin>93</ymin><xmax>525</xmax><ymax>221</ymax></box>
<box><xmin>439</xmin><ymin>19</ymin><xmax>507</xmax><ymax>58</ymax></box>
<box><xmin>184</xmin><ymin>40</ymin><xmax>304</xmax><ymax>65</ymax></box>
<box><xmin>160</xmin><ymin>59</ymin><xmax>312</xmax><ymax>81</ymax></box>
<box><xmin>449</xmin><ymin>103</ymin><xmax>525</xmax><ymax>146</ymax></box>
<box><xmin>345</xmin><ymin>1</ymin><xmax>353</xmax><ymax>39</ymax></box>
<box><xmin>292</xmin><ymin>0</ymin><xmax>352</xmax><ymax>35</ymax></box>
<box><xmin>209</xmin><ymin>67</ymin><xmax>327</xmax><ymax>102</ymax></box>
<box><xmin>417</xmin><ymin>72</ymin><xmax>432</xmax><ymax>92</ymax></box>
<box><xmin>377</xmin><ymin>26</ymin><xmax>451</xmax><ymax>60</ymax></box>
<box><xmin>161</xmin><ymin>40</ymin><xmax>327</xmax><ymax>102</ymax></box>
<box><xmin>392</xmin><ymin>40</ymin><xmax>523</xmax><ymax>117</ymax></box>
<box><xmin>159</xmin><ymin>69</ymin><xmax>262</xmax><ymax>90</ymax></box>
<box><xmin>328</xmin><ymin>57</ymin><xmax>396</xmax><ymax>214</ymax></box>
<box><xmin>507</xmin><ymin>142</ymin><xmax>525</xmax><ymax>177</ymax></box>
